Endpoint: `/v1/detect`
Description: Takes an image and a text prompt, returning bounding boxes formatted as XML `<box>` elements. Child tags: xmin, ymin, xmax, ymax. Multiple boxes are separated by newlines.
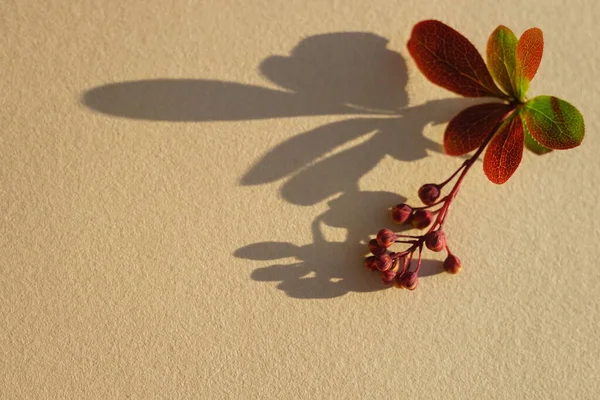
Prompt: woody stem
<box><xmin>433</xmin><ymin>123</ymin><xmax>501</xmax><ymax>229</ymax></box>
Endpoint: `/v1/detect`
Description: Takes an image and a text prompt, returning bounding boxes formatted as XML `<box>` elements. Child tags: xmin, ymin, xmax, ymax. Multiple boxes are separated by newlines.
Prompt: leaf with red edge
<box><xmin>524</xmin><ymin>125</ymin><xmax>552</xmax><ymax>155</ymax></box>
<box><xmin>521</xmin><ymin>96</ymin><xmax>584</xmax><ymax>150</ymax></box>
<box><xmin>407</xmin><ymin>20</ymin><xmax>505</xmax><ymax>98</ymax></box>
<box><xmin>515</xmin><ymin>28</ymin><xmax>544</xmax><ymax>101</ymax></box>
<box><xmin>483</xmin><ymin>115</ymin><xmax>525</xmax><ymax>184</ymax></box>
<box><xmin>444</xmin><ymin>103</ymin><xmax>515</xmax><ymax>155</ymax></box>
<box><xmin>486</xmin><ymin>25</ymin><xmax>518</xmax><ymax>97</ymax></box>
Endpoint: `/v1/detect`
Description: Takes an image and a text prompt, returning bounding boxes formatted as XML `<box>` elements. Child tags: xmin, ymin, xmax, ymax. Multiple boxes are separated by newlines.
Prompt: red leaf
<box><xmin>515</xmin><ymin>28</ymin><xmax>544</xmax><ymax>100</ymax></box>
<box><xmin>407</xmin><ymin>20</ymin><xmax>505</xmax><ymax>98</ymax></box>
<box><xmin>516</xmin><ymin>28</ymin><xmax>543</xmax><ymax>80</ymax></box>
<box><xmin>444</xmin><ymin>103</ymin><xmax>514</xmax><ymax>156</ymax></box>
<box><xmin>483</xmin><ymin>115</ymin><xmax>525</xmax><ymax>184</ymax></box>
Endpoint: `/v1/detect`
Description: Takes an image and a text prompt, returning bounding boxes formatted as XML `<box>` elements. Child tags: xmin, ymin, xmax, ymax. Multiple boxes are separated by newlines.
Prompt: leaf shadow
<box><xmin>81</xmin><ymin>32</ymin><xmax>475</xmax><ymax>299</ymax></box>
<box><xmin>82</xmin><ymin>32</ymin><xmax>410</xmax><ymax>121</ymax></box>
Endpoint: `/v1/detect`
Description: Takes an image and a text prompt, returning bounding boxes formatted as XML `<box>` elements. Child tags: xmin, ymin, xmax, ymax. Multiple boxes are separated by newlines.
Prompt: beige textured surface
<box><xmin>2</xmin><ymin>1</ymin><xmax>599</xmax><ymax>398</ymax></box>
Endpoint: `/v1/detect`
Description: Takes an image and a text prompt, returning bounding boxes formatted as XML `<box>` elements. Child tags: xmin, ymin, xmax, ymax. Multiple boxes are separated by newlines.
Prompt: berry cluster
<box><xmin>363</xmin><ymin>147</ymin><xmax>485</xmax><ymax>290</ymax></box>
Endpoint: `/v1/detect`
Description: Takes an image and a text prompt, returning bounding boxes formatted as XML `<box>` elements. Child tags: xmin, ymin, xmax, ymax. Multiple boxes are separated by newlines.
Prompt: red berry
<box><xmin>376</xmin><ymin>228</ymin><xmax>397</xmax><ymax>248</ymax></box>
<box><xmin>443</xmin><ymin>254</ymin><xmax>462</xmax><ymax>274</ymax></box>
<box><xmin>398</xmin><ymin>271</ymin><xmax>418</xmax><ymax>290</ymax></box>
<box><xmin>418</xmin><ymin>184</ymin><xmax>440</xmax><ymax>205</ymax></box>
<box><xmin>368</xmin><ymin>239</ymin><xmax>386</xmax><ymax>256</ymax></box>
<box><xmin>411</xmin><ymin>210</ymin><xmax>433</xmax><ymax>229</ymax></box>
<box><xmin>364</xmin><ymin>256</ymin><xmax>377</xmax><ymax>270</ymax></box>
<box><xmin>425</xmin><ymin>230</ymin><xmax>446</xmax><ymax>252</ymax></box>
<box><xmin>381</xmin><ymin>270</ymin><xmax>397</xmax><ymax>284</ymax></box>
<box><xmin>375</xmin><ymin>254</ymin><xmax>393</xmax><ymax>271</ymax></box>
<box><xmin>391</xmin><ymin>203</ymin><xmax>412</xmax><ymax>224</ymax></box>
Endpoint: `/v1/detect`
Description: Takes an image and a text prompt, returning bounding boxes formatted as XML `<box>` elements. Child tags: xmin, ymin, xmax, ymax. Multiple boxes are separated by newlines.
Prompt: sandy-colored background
<box><xmin>2</xmin><ymin>1</ymin><xmax>599</xmax><ymax>398</ymax></box>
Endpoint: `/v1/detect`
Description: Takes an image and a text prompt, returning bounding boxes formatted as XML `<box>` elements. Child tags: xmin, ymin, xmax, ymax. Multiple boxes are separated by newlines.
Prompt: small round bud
<box><xmin>411</xmin><ymin>210</ymin><xmax>433</xmax><ymax>229</ymax></box>
<box><xmin>425</xmin><ymin>230</ymin><xmax>446</xmax><ymax>252</ymax></box>
<box><xmin>443</xmin><ymin>254</ymin><xmax>462</xmax><ymax>274</ymax></box>
<box><xmin>364</xmin><ymin>256</ymin><xmax>377</xmax><ymax>270</ymax></box>
<box><xmin>368</xmin><ymin>239</ymin><xmax>386</xmax><ymax>256</ymax></box>
<box><xmin>375</xmin><ymin>254</ymin><xmax>393</xmax><ymax>271</ymax></box>
<box><xmin>399</xmin><ymin>271</ymin><xmax>418</xmax><ymax>291</ymax></box>
<box><xmin>376</xmin><ymin>228</ymin><xmax>397</xmax><ymax>248</ymax></box>
<box><xmin>391</xmin><ymin>203</ymin><xmax>412</xmax><ymax>224</ymax></box>
<box><xmin>418</xmin><ymin>184</ymin><xmax>440</xmax><ymax>205</ymax></box>
<box><xmin>381</xmin><ymin>270</ymin><xmax>397</xmax><ymax>285</ymax></box>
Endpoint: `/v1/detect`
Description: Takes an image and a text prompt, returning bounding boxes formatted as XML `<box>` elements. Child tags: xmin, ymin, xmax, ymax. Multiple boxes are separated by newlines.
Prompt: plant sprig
<box><xmin>364</xmin><ymin>20</ymin><xmax>585</xmax><ymax>290</ymax></box>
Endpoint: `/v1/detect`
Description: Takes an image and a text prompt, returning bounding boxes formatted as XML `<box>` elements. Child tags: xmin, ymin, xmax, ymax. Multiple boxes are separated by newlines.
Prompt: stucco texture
<box><xmin>2</xmin><ymin>1</ymin><xmax>599</xmax><ymax>398</ymax></box>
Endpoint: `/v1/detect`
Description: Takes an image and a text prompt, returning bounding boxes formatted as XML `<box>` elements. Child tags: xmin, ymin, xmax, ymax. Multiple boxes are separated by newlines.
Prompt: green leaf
<box><xmin>523</xmin><ymin>119</ymin><xmax>552</xmax><ymax>155</ymax></box>
<box><xmin>515</xmin><ymin>28</ymin><xmax>544</xmax><ymax>101</ymax></box>
<box><xmin>486</xmin><ymin>25</ymin><xmax>518</xmax><ymax>98</ymax></box>
<box><xmin>521</xmin><ymin>96</ymin><xmax>585</xmax><ymax>150</ymax></box>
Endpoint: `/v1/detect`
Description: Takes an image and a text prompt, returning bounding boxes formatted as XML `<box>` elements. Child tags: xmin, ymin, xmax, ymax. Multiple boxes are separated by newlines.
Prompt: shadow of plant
<box><xmin>82</xmin><ymin>32</ymin><xmax>473</xmax><ymax>298</ymax></box>
<box><xmin>234</xmin><ymin>191</ymin><xmax>445</xmax><ymax>298</ymax></box>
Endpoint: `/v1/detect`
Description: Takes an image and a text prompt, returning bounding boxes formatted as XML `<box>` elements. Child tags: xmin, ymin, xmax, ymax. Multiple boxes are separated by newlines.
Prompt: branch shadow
<box><xmin>234</xmin><ymin>191</ymin><xmax>445</xmax><ymax>299</ymax></box>
<box><xmin>81</xmin><ymin>32</ymin><xmax>475</xmax><ymax>299</ymax></box>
